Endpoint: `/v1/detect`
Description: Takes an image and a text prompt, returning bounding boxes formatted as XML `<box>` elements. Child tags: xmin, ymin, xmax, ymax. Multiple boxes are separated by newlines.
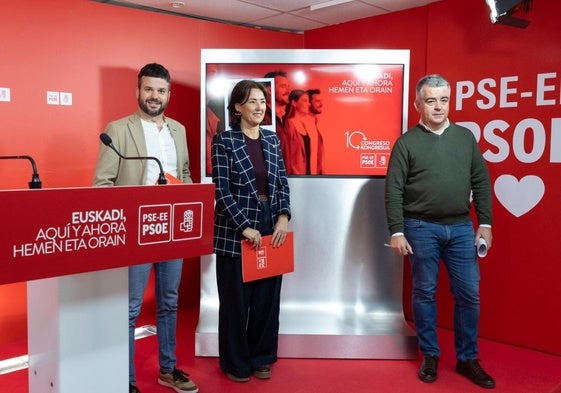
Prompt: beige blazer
<box><xmin>93</xmin><ymin>111</ymin><xmax>192</xmax><ymax>186</ymax></box>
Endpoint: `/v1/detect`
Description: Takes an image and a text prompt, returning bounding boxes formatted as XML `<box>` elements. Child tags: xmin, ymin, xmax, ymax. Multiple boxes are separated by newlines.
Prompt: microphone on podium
<box><xmin>0</xmin><ymin>155</ymin><xmax>42</xmax><ymax>189</ymax></box>
<box><xmin>99</xmin><ymin>133</ymin><xmax>167</xmax><ymax>185</ymax></box>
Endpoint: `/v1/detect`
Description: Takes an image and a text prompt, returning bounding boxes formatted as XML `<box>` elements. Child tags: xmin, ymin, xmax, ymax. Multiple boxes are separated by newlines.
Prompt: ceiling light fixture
<box><xmin>485</xmin><ymin>0</ymin><xmax>531</xmax><ymax>28</ymax></box>
<box><xmin>310</xmin><ymin>0</ymin><xmax>353</xmax><ymax>11</ymax></box>
<box><xmin>169</xmin><ymin>1</ymin><xmax>185</xmax><ymax>8</ymax></box>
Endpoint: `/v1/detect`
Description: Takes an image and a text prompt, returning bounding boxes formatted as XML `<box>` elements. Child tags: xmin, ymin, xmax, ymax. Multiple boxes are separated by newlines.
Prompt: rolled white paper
<box><xmin>477</xmin><ymin>238</ymin><xmax>488</xmax><ymax>258</ymax></box>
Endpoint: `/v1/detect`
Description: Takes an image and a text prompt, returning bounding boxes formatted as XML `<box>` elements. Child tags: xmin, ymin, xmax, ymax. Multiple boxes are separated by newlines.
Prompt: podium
<box><xmin>0</xmin><ymin>184</ymin><xmax>214</xmax><ymax>393</ymax></box>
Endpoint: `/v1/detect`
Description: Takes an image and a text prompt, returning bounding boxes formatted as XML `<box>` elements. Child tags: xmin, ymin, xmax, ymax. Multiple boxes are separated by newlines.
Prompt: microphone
<box><xmin>99</xmin><ymin>133</ymin><xmax>167</xmax><ymax>185</ymax></box>
<box><xmin>0</xmin><ymin>155</ymin><xmax>42</xmax><ymax>189</ymax></box>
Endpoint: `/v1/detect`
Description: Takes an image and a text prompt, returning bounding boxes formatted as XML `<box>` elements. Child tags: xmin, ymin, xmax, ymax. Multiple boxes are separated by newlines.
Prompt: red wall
<box><xmin>0</xmin><ymin>0</ymin><xmax>301</xmax><ymax>356</ymax></box>
<box><xmin>1</xmin><ymin>0</ymin><xmax>560</xmax><ymax>358</ymax></box>
<box><xmin>307</xmin><ymin>0</ymin><xmax>561</xmax><ymax>355</ymax></box>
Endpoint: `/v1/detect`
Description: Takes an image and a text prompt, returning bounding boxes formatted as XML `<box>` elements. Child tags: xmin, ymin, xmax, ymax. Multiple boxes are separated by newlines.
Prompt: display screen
<box><xmin>202</xmin><ymin>49</ymin><xmax>409</xmax><ymax>177</ymax></box>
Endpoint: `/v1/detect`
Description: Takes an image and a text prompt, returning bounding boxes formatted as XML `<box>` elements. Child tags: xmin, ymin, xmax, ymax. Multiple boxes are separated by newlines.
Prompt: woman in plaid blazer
<box><xmin>211</xmin><ymin>80</ymin><xmax>291</xmax><ymax>383</ymax></box>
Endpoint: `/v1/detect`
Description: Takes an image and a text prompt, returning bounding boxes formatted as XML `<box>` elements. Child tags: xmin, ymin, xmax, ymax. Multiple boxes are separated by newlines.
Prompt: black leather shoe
<box><xmin>418</xmin><ymin>355</ymin><xmax>439</xmax><ymax>383</ymax></box>
<box><xmin>456</xmin><ymin>359</ymin><xmax>496</xmax><ymax>389</ymax></box>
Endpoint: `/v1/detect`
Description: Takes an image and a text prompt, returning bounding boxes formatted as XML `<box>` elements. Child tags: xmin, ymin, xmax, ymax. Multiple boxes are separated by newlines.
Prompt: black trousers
<box><xmin>216</xmin><ymin>254</ymin><xmax>282</xmax><ymax>377</ymax></box>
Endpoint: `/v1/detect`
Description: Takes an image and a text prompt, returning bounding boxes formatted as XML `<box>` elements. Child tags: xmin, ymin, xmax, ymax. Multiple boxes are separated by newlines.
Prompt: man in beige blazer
<box><xmin>93</xmin><ymin>63</ymin><xmax>198</xmax><ymax>393</ymax></box>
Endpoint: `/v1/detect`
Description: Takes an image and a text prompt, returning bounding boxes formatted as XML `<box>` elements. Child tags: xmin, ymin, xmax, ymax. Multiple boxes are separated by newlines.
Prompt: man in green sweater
<box><xmin>385</xmin><ymin>74</ymin><xmax>495</xmax><ymax>389</ymax></box>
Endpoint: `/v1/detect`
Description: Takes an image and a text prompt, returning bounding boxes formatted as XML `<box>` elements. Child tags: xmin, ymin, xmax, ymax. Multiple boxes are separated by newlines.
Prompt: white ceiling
<box><xmin>100</xmin><ymin>0</ymin><xmax>441</xmax><ymax>33</ymax></box>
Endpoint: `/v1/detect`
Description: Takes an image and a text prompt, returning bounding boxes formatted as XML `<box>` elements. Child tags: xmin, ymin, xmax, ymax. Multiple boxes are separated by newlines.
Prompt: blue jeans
<box><xmin>129</xmin><ymin>259</ymin><xmax>183</xmax><ymax>384</ymax></box>
<box><xmin>404</xmin><ymin>219</ymin><xmax>480</xmax><ymax>361</ymax></box>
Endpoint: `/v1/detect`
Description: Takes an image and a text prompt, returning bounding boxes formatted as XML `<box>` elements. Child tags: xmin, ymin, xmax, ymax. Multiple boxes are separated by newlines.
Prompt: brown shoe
<box><xmin>226</xmin><ymin>372</ymin><xmax>250</xmax><ymax>383</ymax></box>
<box><xmin>252</xmin><ymin>366</ymin><xmax>271</xmax><ymax>379</ymax></box>
<box><xmin>158</xmin><ymin>368</ymin><xmax>199</xmax><ymax>392</ymax></box>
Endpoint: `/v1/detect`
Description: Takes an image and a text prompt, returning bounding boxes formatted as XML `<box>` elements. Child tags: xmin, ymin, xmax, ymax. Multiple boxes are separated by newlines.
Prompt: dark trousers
<box><xmin>216</xmin><ymin>256</ymin><xmax>282</xmax><ymax>377</ymax></box>
<box><xmin>216</xmin><ymin>200</ymin><xmax>282</xmax><ymax>377</ymax></box>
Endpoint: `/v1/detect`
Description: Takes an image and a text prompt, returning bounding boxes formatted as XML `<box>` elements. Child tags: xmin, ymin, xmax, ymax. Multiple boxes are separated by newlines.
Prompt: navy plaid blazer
<box><xmin>211</xmin><ymin>126</ymin><xmax>291</xmax><ymax>258</ymax></box>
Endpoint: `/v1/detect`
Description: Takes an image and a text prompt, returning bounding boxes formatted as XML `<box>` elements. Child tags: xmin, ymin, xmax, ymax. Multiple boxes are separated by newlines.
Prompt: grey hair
<box><xmin>415</xmin><ymin>74</ymin><xmax>450</xmax><ymax>99</ymax></box>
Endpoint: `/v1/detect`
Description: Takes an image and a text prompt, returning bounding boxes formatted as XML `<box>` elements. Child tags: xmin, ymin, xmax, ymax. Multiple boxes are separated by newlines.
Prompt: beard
<box><xmin>139</xmin><ymin>98</ymin><xmax>167</xmax><ymax>117</ymax></box>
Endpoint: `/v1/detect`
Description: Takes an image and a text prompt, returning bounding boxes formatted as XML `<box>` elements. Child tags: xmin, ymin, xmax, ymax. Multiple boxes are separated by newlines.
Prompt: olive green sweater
<box><xmin>385</xmin><ymin>123</ymin><xmax>492</xmax><ymax>235</ymax></box>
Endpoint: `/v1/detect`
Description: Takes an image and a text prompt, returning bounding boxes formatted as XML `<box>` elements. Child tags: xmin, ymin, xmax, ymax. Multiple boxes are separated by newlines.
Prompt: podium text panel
<box><xmin>1</xmin><ymin>184</ymin><xmax>214</xmax><ymax>285</ymax></box>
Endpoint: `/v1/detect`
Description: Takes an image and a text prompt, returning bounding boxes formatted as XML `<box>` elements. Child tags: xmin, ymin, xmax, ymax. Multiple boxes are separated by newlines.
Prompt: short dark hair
<box><xmin>307</xmin><ymin>88</ymin><xmax>321</xmax><ymax>98</ymax></box>
<box><xmin>227</xmin><ymin>79</ymin><xmax>267</xmax><ymax>127</ymax></box>
<box><xmin>138</xmin><ymin>63</ymin><xmax>171</xmax><ymax>88</ymax></box>
<box><xmin>263</xmin><ymin>70</ymin><xmax>287</xmax><ymax>79</ymax></box>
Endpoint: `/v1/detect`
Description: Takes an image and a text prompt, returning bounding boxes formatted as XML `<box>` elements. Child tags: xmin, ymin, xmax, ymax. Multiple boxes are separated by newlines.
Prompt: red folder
<box><xmin>241</xmin><ymin>232</ymin><xmax>294</xmax><ymax>282</ymax></box>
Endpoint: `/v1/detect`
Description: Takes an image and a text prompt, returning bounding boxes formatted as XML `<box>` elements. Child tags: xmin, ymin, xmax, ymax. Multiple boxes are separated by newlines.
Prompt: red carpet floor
<box><xmin>2</xmin><ymin>306</ymin><xmax>561</xmax><ymax>393</ymax></box>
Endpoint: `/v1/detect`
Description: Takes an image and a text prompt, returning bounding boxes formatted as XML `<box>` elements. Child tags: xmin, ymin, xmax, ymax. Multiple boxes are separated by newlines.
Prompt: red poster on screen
<box><xmin>203</xmin><ymin>53</ymin><xmax>407</xmax><ymax>178</ymax></box>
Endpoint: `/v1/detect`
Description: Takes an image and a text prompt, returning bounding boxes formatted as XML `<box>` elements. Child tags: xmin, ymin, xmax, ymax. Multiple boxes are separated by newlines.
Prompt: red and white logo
<box><xmin>138</xmin><ymin>202</ymin><xmax>203</xmax><ymax>245</ymax></box>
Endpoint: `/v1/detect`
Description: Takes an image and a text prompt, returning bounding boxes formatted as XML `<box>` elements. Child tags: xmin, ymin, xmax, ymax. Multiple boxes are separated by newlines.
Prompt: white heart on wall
<box><xmin>494</xmin><ymin>175</ymin><xmax>545</xmax><ymax>217</ymax></box>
